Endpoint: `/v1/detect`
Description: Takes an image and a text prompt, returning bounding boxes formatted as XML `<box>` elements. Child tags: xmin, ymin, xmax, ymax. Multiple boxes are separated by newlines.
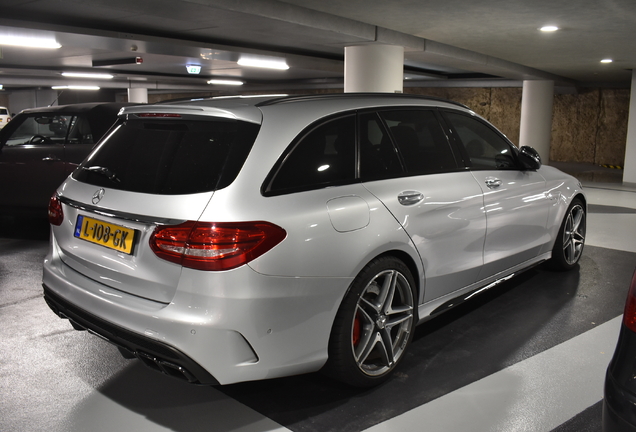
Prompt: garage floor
<box><xmin>2</xmin><ymin>163</ymin><xmax>635</xmax><ymax>432</ymax></box>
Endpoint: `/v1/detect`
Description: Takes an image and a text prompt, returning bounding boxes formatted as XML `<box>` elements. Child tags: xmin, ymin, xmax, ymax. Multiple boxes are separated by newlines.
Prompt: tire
<box><xmin>549</xmin><ymin>198</ymin><xmax>586</xmax><ymax>271</ymax></box>
<box><xmin>324</xmin><ymin>256</ymin><xmax>416</xmax><ymax>387</ymax></box>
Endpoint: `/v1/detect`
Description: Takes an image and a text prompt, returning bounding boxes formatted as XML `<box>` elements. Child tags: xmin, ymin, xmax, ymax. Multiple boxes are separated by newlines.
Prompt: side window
<box><xmin>378</xmin><ymin>109</ymin><xmax>458</xmax><ymax>175</ymax></box>
<box><xmin>267</xmin><ymin>115</ymin><xmax>356</xmax><ymax>194</ymax></box>
<box><xmin>443</xmin><ymin>111</ymin><xmax>517</xmax><ymax>170</ymax></box>
<box><xmin>66</xmin><ymin>115</ymin><xmax>94</xmax><ymax>144</ymax></box>
<box><xmin>359</xmin><ymin>112</ymin><xmax>403</xmax><ymax>180</ymax></box>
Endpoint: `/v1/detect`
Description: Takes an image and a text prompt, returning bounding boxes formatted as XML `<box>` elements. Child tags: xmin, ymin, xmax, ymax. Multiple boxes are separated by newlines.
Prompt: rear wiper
<box><xmin>82</xmin><ymin>165</ymin><xmax>121</xmax><ymax>183</ymax></box>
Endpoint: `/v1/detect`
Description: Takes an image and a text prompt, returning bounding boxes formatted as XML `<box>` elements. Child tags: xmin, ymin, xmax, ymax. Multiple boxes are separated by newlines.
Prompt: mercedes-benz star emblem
<box><xmin>92</xmin><ymin>188</ymin><xmax>105</xmax><ymax>205</ymax></box>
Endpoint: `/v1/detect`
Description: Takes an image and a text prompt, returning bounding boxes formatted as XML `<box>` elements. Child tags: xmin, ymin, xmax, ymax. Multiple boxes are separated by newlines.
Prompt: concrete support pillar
<box><xmin>623</xmin><ymin>70</ymin><xmax>636</xmax><ymax>184</ymax></box>
<box><xmin>127</xmin><ymin>87</ymin><xmax>148</xmax><ymax>104</ymax></box>
<box><xmin>344</xmin><ymin>44</ymin><xmax>404</xmax><ymax>93</ymax></box>
<box><xmin>519</xmin><ymin>80</ymin><xmax>554</xmax><ymax>164</ymax></box>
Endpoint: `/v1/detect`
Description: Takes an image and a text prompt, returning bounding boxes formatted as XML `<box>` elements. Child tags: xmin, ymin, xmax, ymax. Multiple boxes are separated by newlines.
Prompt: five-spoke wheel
<box><xmin>549</xmin><ymin>198</ymin><xmax>586</xmax><ymax>270</ymax></box>
<box><xmin>325</xmin><ymin>256</ymin><xmax>416</xmax><ymax>387</ymax></box>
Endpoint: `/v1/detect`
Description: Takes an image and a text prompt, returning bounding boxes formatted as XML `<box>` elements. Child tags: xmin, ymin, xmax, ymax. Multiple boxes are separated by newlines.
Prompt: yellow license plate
<box><xmin>74</xmin><ymin>215</ymin><xmax>136</xmax><ymax>254</ymax></box>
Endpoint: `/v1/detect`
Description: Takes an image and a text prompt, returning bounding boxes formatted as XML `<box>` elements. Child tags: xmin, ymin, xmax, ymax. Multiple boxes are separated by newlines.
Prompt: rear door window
<box><xmin>73</xmin><ymin>117</ymin><xmax>259</xmax><ymax>195</ymax></box>
<box><xmin>377</xmin><ymin>109</ymin><xmax>459</xmax><ymax>175</ymax></box>
<box><xmin>265</xmin><ymin>114</ymin><xmax>356</xmax><ymax>195</ymax></box>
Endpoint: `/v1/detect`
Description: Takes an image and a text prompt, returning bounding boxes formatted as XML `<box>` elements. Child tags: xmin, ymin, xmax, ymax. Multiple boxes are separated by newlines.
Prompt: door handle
<box><xmin>398</xmin><ymin>191</ymin><xmax>424</xmax><ymax>206</ymax></box>
<box><xmin>485</xmin><ymin>178</ymin><xmax>502</xmax><ymax>189</ymax></box>
<box><xmin>42</xmin><ymin>154</ymin><xmax>61</xmax><ymax>162</ymax></box>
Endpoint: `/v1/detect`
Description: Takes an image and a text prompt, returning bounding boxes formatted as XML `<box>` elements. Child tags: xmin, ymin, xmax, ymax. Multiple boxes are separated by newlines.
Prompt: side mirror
<box><xmin>518</xmin><ymin>146</ymin><xmax>542</xmax><ymax>170</ymax></box>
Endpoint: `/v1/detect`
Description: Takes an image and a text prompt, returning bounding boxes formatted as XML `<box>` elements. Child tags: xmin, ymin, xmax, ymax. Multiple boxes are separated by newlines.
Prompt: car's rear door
<box><xmin>359</xmin><ymin>109</ymin><xmax>487</xmax><ymax>303</ymax></box>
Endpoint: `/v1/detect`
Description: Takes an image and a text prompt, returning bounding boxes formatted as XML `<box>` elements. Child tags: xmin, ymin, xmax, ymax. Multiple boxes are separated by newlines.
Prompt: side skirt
<box><xmin>416</xmin><ymin>252</ymin><xmax>550</xmax><ymax>325</ymax></box>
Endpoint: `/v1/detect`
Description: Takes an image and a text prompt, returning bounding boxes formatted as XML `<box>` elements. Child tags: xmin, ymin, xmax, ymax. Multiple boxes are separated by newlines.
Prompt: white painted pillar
<box><xmin>519</xmin><ymin>80</ymin><xmax>554</xmax><ymax>164</ymax></box>
<box><xmin>344</xmin><ymin>44</ymin><xmax>404</xmax><ymax>93</ymax></box>
<box><xmin>623</xmin><ymin>70</ymin><xmax>636</xmax><ymax>184</ymax></box>
<box><xmin>127</xmin><ymin>87</ymin><xmax>148</xmax><ymax>103</ymax></box>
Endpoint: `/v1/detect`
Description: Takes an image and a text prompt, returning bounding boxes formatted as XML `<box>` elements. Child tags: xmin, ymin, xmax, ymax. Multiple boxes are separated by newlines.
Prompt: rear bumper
<box><xmin>42</xmin><ymin>240</ymin><xmax>350</xmax><ymax>385</ymax></box>
<box><xmin>43</xmin><ymin>284</ymin><xmax>219</xmax><ymax>385</ymax></box>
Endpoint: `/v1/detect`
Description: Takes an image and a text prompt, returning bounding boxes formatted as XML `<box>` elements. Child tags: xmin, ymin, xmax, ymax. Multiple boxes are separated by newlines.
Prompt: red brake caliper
<box><xmin>352</xmin><ymin>311</ymin><xmax>361</xmax><ymax>346</ymax></box>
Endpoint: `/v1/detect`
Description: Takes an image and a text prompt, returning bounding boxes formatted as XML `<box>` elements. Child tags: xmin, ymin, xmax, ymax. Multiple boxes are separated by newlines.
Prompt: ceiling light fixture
<box><xmin>0</xmin><ymin>35</ymin><xmax>61</xmax><ymax>48</ymax></box>
<box><xmin>237</xmin><ymin>58</ymin><xmax>289</xmax><ymax>70</ymax></box>
<box><xmin>207</xmin><ymin>79</ymin><xmax>244</xmax><ymax>86</ymax></box>
<box><xmin>540</xmin><ymin>25</ymin><xmax>559</xmax><ymax>32</ymax></box>
<box><xmin>51</xmin><ymin>85</ymin><xmax>100</xmax><ymax>90</ymax></box>
<box><xmin>601</xmin><ymin>59</ymin><xmax>613</xmax><ymax>63</ymax></box>
<box><xmin>62</xmin><ymin>72</ymin><xmax>114</xmax><ymax>79</ymax></box>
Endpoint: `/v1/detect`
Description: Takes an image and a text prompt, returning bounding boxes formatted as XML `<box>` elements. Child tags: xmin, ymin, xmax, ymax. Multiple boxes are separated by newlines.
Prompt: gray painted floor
<box><xmin>1</xmin><ymin>163</ymin><xmax>635</xmax><ymax>432</ymax></box>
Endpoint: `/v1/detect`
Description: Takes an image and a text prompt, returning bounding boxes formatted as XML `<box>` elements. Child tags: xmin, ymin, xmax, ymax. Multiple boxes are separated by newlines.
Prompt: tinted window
<box><xmin>267</xmin><ymin>115</ymin><xmax>356</xmax><ymax>194</ymax></box>
<box><xmin>379</xmin><ymin>110</ymin><xmax>458</xmax><ymax>175</ymax></box>
<box><xmin>73</xmin><ymin>118</ymin><xmax>259</xmax><ymax>195</ymax></box>
<box><xmin>359</xmin><ymin>112</ymin><xmax>403</xmax><ymax>180</ymax></box>
<box><xmin>443</xmin><ymin>112</ymin><xmax>517</xmax><ymax>170</ymax></box>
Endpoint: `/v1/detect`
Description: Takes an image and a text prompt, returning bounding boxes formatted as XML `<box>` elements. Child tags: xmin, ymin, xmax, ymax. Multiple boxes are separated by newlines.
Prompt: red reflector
<box><xmin>48</xmin><ymin>194</ymin><xmax>64</xmax><ymax>226</ymax></box>
<box><xmin>623</xmin><ymin>269</ymin><xmax>636</xmax><ymax>332</ymax></box>
<box><xmin>136</xmin><ymin>113</ymin><xmax>181</xmax><ymax>118</ymax></box>
<box><xmin>150</xmin><ymin>221</ymin><xmax>286</xmax><ymax>271</ymax></box>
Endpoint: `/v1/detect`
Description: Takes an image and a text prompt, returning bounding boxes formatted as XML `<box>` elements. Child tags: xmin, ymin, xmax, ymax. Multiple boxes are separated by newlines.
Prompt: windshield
<box><xmin>4</xmin><ymin>114</ymin><xmax>75</xmax><ymax>146</ymax></box>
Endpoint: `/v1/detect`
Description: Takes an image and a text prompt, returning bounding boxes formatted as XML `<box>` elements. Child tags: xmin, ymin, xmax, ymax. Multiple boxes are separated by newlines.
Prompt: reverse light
<box><xmin>150</xmin><ymin>221</ymin><xmax>286</xmax><ymax>271</ymax></box>
<box><xmin>622</xmin><ymin>269</ymin><xmax>636</xmax><ymax>332</ymax></box>
<box><xmin>48</xmin><ymin>194</ymin><xmax>64</xmax><ymax>226</ymax></box>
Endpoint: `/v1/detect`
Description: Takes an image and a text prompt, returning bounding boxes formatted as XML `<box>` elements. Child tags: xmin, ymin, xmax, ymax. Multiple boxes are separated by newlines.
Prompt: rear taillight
<box><xmin>48</xmin><ymin>194</ymin><xmax>64</xmax><ymax>226</ymax></box>
<box><xmin>150</xmin><ymin>221</ymin><xmax>286</xmax><ymax>271</ymax></box>
<box><xmin>622</xmin><ymin>269</ymin><xmax>636</xmax><ymax>332</ymax></box>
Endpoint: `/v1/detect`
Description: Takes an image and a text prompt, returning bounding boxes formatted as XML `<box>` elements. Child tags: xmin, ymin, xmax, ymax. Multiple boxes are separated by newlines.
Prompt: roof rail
<box><xmin>255</xmin><ymin>93</ymin><xmax>470</xmax><ymax>109</ymax></box>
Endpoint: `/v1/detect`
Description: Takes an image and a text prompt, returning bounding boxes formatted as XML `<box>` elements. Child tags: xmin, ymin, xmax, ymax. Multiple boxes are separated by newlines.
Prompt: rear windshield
<box><xmin>0</xmin><ymin>108</ymin><xmax>8</xmax><ymax>115</ymax></box>
<box><xmin>73</xmin><ymin>117</ymin><xmax>260</xmax><ymax>195</ymax></box>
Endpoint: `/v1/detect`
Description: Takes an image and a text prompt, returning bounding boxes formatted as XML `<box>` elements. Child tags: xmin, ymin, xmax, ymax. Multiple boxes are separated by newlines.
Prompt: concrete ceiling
<box><xmin>0</xmin><ymin>0</ymin><xmax>633</xmax><ymax>94</ymax></box>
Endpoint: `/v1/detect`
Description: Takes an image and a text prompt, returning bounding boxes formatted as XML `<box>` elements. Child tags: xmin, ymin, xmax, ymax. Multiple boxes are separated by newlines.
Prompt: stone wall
<box><xmin>148</xmin><ymin>86</ymin><xmax>630</xmax><ymax>166</ymax></box>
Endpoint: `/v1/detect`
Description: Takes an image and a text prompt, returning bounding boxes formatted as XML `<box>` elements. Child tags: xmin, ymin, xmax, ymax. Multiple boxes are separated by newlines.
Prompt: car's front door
<box><xmin>441</xmin><ymin>111</ymin><xmax>551</xmax><ymax>279</ymax></box>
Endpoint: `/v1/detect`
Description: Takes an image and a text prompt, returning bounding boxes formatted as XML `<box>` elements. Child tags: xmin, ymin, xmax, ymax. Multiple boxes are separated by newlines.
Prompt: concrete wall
<box><xmin>8</xmin><ymin>90</ymin><xmax>58</xmax><ymax>115</ymax></box>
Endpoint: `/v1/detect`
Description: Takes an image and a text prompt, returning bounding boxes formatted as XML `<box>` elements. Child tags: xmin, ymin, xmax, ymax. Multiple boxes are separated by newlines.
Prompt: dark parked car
<box><xmin>604</xmin><ymin>269</ymin><xmax>636</xmax><ymax>431</ymax></box>
<box><xmin>0</xmin><ymin>102</ymin><xmax>133</xmax><ymax>217</ymax></box>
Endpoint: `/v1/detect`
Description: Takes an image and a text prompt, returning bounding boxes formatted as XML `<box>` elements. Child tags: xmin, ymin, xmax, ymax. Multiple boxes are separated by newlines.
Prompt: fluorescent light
<box><xmin>62</xmin><ymin>72</ymin><xmax>114</xmax><ymax>79</ymax></box>
<box><xmin>237</xmin><ymin>58</ymin><xmax>289</xmax><ymax>70</ymax></box>
<box><xmin>207</xmin><ymin>79</ymin><xmax>244</xmax><ymax>86</ymax></box>
<box><xmin>540</xmin><ymin>25</ymin><xmax>559</xmax><ymax>32</ymax></box>
<box><xmin>601</xmin><ymin>59</ymin><xmax>613</xmax><ymax>63</ymax></box>
<box><xmin>0</xmin><ymin>35</ymin><xmax>61</xmax><ymax>49</ymax></box>
<box><xmin>52</xmin><ymin>86</ymin><xmax>100</xmax><ymax>90</ymax></box>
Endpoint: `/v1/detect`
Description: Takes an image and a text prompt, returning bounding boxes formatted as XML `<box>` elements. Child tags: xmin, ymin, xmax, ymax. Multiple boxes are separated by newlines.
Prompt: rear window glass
<box><xmin>0</xmin><ymin>108</ymin><xmax>8</xmax><ymax>115</ymax></box>
<box><xmin>73</xmin><ymin>117</ymin><xmax>259</xmax><ymax>195</ymax></box>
